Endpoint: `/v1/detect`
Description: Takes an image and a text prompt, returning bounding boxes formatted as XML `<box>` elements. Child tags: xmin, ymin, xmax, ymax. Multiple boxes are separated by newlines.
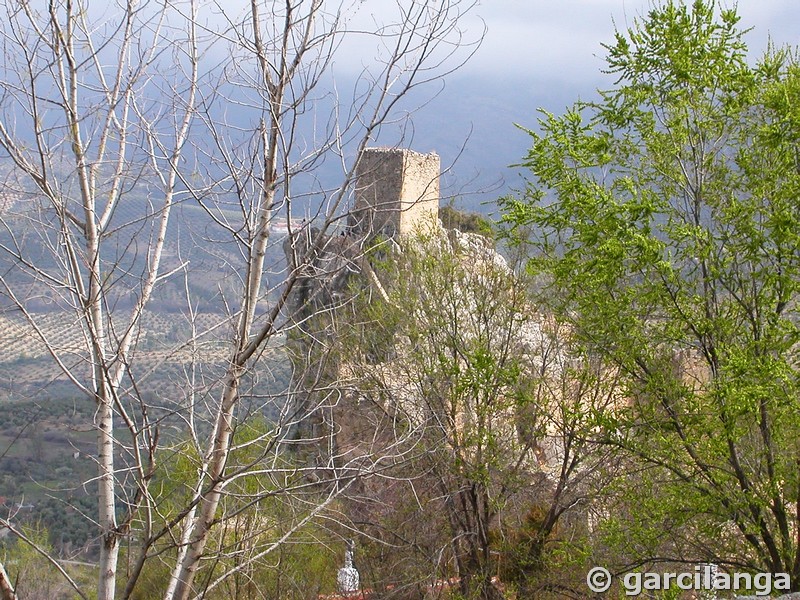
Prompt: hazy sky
<box><xmin>410</xmin><ymin>0</ymin><xmax>800</xmax><ymax>207</ymax></box>
<box><xmin>87</xmin><ymin>0</ymin><xmax>800</xmax><ymax>208</ymax></box>
<box><xmin>468</xmin><ymin>0</ymin><xmax>800</xmax><ymax>85</ymax></box>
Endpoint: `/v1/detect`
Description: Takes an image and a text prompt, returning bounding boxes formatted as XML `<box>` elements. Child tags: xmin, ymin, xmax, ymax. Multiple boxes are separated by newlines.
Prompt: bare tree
<box><xmin>0</xmin><ymin>1</ymin><xmax>198</xmax><ymax>597</ymax></box>
<box><xmin>0</xmin><ymin>1</ymin><xmax>480</xmax><ymax>599</ymax></box>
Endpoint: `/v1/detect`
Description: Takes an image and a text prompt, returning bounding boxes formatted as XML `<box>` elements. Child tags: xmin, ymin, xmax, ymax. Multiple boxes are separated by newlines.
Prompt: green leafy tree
<box><xmin>336</xmin><ymin>227</ymin><xmax>619</xmax><ymax>599</ymax></box>
<box><xmin>336</xmin><ymin>228</ymin><xmax>535</xmax><ymax>600</ymax></box>
<box><xmin>502</xmin><ymin>0</ymin><xmax>800</xmax><ymax>587</ymax></box>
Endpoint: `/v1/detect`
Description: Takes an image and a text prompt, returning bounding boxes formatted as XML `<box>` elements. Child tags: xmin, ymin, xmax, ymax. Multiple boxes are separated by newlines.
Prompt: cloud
<box><xmin>463</xmin><ymin>0</ymin><xmax>800</xmax><ymax>85</ymax></box>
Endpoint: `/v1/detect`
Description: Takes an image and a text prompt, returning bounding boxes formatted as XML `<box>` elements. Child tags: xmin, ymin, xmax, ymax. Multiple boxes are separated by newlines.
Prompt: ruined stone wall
<box><xmin>349</xmin><ymin>147</ymin><xmax>439</xmax><ymax>237</ymax></box>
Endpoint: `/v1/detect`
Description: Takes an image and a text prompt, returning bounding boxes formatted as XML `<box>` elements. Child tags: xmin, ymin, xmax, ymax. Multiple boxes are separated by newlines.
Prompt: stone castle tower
<box><xmin>284</xmin><ymin>147</ymin><xmax>441</xmax><ymax>317</ymax></box>
<box><xmin>285</xmin><ymin>147</ymin><xmax>441</xmax><ymax>443</ymax></box>
<box><xmin>348</xmin><ymin>147</ymin><xmax>440</xmax><ymax>237</ymax></box>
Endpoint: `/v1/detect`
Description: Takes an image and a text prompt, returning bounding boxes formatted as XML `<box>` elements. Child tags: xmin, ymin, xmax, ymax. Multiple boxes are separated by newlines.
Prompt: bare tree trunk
<box><xmin>0</xmin><ymin>561</ymin><xmax>17</xmax><ymax>600</ymax></box>
<box><xmin>0</xmin><ymin>2</ymin><xmax>197</xmax><ymax>599</ymax></box>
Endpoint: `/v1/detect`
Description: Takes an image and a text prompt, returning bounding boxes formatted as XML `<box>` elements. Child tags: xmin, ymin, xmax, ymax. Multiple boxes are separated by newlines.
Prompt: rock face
<box><xmin>282</xmin><ymin>226</ymin><xmax>365</xmax><ymax>324</ymax></box>
<box><xmin>446</xmin><ymin>227</ymin><xmax>509</xmax><ymax>273</ymax></box>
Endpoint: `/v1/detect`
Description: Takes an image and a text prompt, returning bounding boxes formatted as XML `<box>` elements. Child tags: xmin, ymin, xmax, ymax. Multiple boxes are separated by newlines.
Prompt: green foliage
<box><xmin>496</xmin><ymin>503</ymin><xmax>559</xmax><ymax>583</ymax></box>
<box><xmin>502</xmin><ymin>0</ymin><xmax>800</xmax><ymax>583</ymax></box>
<box><xmin>384</xmin><ymin>229</ymin><xmax>533</xmax><ymax>482</ymax></box>
<box><xmin>337</xmin><ymin>226</ymin><xmax>538</xmax><ymax>599</ymax></box>
<box><xmin>128</xmin><ymin>421</ymin><xmax>338</xmax><ymax>599</ymax></box>
<box><xmin>1</xmin><ymin>524</ymin><xmax>75</xmax><ymax>600</ymax></box>
<box><xmin>439</xmin><ymin>204</ymin><xmax>494</xmax><ymax>239</ymax></box>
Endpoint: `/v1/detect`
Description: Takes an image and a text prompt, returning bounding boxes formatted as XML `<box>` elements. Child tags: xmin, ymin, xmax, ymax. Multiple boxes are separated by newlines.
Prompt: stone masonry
<box><xmin>284</xmin><ymin>147</ymin><xmax>440</xmax><ymax>444</ymax></box>
<box><xmin>348</xmin><ymin>147</ymin><xmax>440</xmax><ymax>237</ymax></box>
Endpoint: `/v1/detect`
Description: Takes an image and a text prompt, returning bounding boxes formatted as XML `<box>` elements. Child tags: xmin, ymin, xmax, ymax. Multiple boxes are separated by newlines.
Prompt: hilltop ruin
<box><xmin>349</xmin><ymin>147</ymin><xmax>440</xmax><ymax>237</ymax></box>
